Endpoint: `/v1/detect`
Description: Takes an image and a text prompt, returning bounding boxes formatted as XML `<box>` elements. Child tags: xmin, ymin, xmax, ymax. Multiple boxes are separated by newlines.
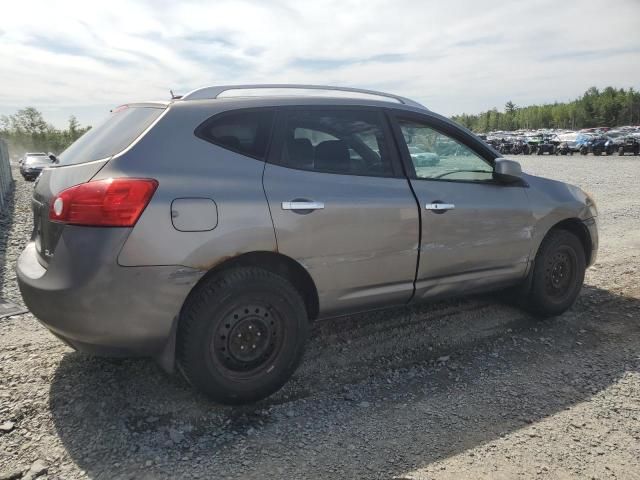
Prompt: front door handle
<box><xmin>425</xmin><ymin>202</ymin><xmax>455</xmax><ymax>213</ymax></box>
<box><xmin>282</xmin><ymin>201</ymin><xmax>325</xmax><ymax>211</ymax></box>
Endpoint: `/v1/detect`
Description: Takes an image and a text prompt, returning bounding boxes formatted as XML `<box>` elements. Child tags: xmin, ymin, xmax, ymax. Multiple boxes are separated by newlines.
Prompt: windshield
<box><xmin>25</xmin><ymin>155</ymin><xmax>51</xmax><ymax>165</ymax></box>
<box><xmin>56</xmin><ymin>106</ymin><xmax>164</xmax><ymax>166</ymax></box>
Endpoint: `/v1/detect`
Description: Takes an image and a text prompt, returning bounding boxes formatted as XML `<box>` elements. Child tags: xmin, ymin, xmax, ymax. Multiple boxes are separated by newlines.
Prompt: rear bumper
<box><xmin>20</xmin><ymin>171</ymin><xmax>40</xmax><ymax>180</ymax></box>
<box><xmin>16</xmin><ymin>227</ymin><xmax>203</xmax><ymax>357</ymax></box>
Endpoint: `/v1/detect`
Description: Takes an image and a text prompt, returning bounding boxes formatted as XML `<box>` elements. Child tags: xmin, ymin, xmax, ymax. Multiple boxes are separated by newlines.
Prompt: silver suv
<box><xmin>17</xmin><ymin>85</ymin><xmax>598</xmax><ymax>404</ymax></box>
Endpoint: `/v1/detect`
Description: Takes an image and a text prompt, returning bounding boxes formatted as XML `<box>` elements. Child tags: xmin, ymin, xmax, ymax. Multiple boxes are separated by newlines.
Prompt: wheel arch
<box><xmin>186</xmin><ymin>251</ymin><xmax>320</xmax><ymax>322</ymax></box>
<box><xmin>543</xmin><ymin>217</ymin><xmax>593</xmax><ymax>265</ymax></box>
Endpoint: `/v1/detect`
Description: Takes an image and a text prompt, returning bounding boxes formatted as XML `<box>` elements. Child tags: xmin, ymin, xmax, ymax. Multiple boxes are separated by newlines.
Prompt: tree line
<box><xmin>451</xmin><ymin>86</ymin><xmax>640</xmax><ymax>132</ymax></box>
<box><xmin>0</xmin><ymin>107</ymin><xmax>91</xmax><ymax>158</ymax></box>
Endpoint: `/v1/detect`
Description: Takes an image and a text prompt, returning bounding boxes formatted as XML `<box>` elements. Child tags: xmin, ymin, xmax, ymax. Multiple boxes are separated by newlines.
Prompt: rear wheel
<box><xmin>524</xmin><ymin>230</ymin><xmax>586</xmax><ymax>318</ymax></box>
<box><xmin>177</xmin><ymin>267</ymin><xmax>309</xmax><ymax>404</ymax></box>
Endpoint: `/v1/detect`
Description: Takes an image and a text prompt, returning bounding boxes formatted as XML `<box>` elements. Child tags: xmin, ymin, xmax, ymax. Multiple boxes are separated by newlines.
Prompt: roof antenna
<box><xmin>170</xmin><ymin>89</ymin><xmax>182</xmax><ymax>100</ymax></box>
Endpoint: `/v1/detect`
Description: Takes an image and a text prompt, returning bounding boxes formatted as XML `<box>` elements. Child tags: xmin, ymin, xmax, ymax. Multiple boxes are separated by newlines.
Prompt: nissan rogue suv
<box><xmin>17</xmin><ymin>84</ymin><xmax>598</xmax><ymax>404</ymax></box>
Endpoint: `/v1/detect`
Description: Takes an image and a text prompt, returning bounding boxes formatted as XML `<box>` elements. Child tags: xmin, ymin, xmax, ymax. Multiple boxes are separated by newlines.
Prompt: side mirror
<box><xmin>493</xmin><ymin>158</ymin><xmax>522</xmax><ymax>183</ymax></box>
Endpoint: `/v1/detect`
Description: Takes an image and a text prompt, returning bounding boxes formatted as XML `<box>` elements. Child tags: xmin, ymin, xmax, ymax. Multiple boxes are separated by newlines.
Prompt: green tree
<box><xmin>451</xmin><ymin>86</ymin><xmax>640</xmax><ymax>132</ymax></box>
<box><xmin>0</xmin><ymin>107</ymin><xmax>91</xmax><ymax>157</ymax></box>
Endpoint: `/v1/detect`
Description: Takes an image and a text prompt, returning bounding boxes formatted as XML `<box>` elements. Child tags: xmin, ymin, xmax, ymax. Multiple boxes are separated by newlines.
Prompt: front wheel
<box><xmin>524</xmin><ymin>230</ymin><xmax>586</xmax><ymax>318</ymax></box>
<box><xmin>177</xmin><ymin>267</ymin><xmax>309</xmax><ymax>405</ymax></box>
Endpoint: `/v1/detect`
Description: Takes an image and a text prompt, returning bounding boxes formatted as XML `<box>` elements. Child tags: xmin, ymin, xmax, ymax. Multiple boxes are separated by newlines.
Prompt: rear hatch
<box><xmin>32</xmin><ymin>105</ymin><xmax>166</xmax><ymax>266</ymax></box>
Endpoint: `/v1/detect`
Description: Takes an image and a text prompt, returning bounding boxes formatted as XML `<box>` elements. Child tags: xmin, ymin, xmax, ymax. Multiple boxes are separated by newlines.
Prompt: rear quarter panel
<box><xmin>94</xmin><ymin>102</ymin><xmax>277</xmax><ymax>268</ymax></box>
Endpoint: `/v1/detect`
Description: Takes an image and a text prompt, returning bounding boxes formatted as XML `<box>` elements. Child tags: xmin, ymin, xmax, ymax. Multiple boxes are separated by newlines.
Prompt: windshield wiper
<box><xmin>432</xmin><ymin>169</ymin><xmax>492</xmax><ymax>179</ymax></box>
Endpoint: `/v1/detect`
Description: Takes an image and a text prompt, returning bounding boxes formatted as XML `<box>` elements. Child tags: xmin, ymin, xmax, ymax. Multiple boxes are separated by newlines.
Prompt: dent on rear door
<box><xmin>263</xmin><ymin>164</ymin><xmax>419</xmax><ymax>316</ymax></box>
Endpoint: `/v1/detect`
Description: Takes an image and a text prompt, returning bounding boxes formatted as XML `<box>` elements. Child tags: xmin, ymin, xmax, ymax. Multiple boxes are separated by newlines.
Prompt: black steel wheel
<box><xmin>524</xmin><ymin>229</ymin><xmax>586</xmax><ymax>317</ymax></box>
<box><xmin>211</xmin><ymin>303</ymin><xmax>283</xmax><ymax>376</ymax></box>
<box><xmin>544</xmin><ymin>248</ymin><xmax>577</xmax><ymax>302</ymax></box>
<box><xmin>177</xmin><ymin>267</ymin><xmax>309</xmax><ymax>405</ymax></box>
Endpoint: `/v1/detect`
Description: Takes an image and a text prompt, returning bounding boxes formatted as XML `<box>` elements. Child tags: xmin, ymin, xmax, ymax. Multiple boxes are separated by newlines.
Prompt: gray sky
<box><xmin>1</xmin><ymin>0</ymin><xmax>639</xmax><ymax>128</ymax></box>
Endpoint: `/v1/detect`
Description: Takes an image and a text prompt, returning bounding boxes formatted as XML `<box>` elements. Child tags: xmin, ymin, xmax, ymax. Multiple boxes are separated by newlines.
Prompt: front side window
<box><xmin>196</xmin><ymin>109</ymin><xmax>275</xmax><ymax>159</ymax></box>
<box><xmin>398</xmin><ymin>119</ymin><xmax>493</xmax><ymax>181</ymax></box>
<box><xmin>277</xmin><ymin>109</ymin><xmax>393</xmax><ymax>176</ymax></box>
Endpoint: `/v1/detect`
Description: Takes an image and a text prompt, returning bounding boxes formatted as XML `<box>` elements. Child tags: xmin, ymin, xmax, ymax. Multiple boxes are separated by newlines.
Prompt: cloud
<box><xmin>290</xmin><ymin>53</ymin><xmax>409</xmax><ymax>70</ymax></box>
<box><xmin>0</xmin><ymin>0</ymin><xmax>638</xmax><ymax>127</ymax></box>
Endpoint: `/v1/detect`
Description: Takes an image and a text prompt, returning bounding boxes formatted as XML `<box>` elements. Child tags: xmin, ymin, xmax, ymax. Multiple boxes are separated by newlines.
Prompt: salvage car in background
<box><xmin>408</xmin><ymin>146</ymin><xmax>440</xmax><ymax>166</ymax></box>
<box><xmin>608</xmin><ymin>132</ymin><xmax>640</xmax><ymax>156</ymax></box>
<box><xmin>536</xmin><ymin>135</ymin><xmax>557</xmax><ymax>155</ymax></box>
<box><xmin>580</xmin><ymin>135</ymin><xmax>614</xmax><ymax>156</ymax></box>
<box><xmin>616</xmin><ymin>136</ymin><xmax>640</xmax><ymax>155</ymax></box>
<box><xmin>19</xmin><ymin>152</ymin><xmax>54</xmax><ymax>181</ymax></box>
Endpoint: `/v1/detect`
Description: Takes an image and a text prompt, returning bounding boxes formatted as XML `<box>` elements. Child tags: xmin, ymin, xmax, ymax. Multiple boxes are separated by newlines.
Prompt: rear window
<box><xmin>195</xmin><ymin>109</ymin><xmax>275</xmax><ymax>160</ymax></box>
<box><xmin>25</xmin><ymin>155</ymin><xmax>51</xmax><ymax>165</ymax></box>
<box><xmin>57</xmin><ymin>106</ymin><xmax>164</xmax><ymax>166</ymax></box>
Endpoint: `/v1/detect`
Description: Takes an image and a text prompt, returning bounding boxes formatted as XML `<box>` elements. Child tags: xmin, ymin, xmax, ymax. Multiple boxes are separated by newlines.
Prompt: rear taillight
<box><xmin>49</xmin><ymin>178</ymin><xmax>158</xmax><ymax>227</ymax></box>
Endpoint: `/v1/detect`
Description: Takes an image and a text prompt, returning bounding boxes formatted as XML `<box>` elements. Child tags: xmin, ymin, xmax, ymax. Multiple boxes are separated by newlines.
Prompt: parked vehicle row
<box><xmin>17</xmin><ymin>85</ymin><xmax>599</xmax><ymax>405</ymax></box>
<box><xmin>479</xmin><ymin>127</ymin><xmax>640</xmax><ymax>157</ymax></box>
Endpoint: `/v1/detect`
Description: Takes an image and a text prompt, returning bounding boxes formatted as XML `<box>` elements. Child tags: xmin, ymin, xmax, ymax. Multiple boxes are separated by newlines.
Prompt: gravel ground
<box><xmin>1</xmin><ymin>156</ymin><xmax>639</xmax><ymax>480</ymax></box>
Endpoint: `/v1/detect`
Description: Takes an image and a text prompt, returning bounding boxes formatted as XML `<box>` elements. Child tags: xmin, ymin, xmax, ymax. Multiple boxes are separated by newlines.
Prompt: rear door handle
<box><xmin>282</xmin><ymin>201</ymin><xmax>325</xmax><ymax>211</ymax></box>
<box><xmin>425</xmin><ymin>202</ymin><xmax>455</xmax><ymax>212</ymax></box>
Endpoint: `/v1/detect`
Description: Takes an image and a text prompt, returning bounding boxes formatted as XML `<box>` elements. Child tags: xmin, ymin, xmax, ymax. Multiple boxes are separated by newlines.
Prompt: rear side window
<box><xmin>273</xmin><ymin>109</ymin><xmax>394</xmax><ymax>177</ymax></box>
<box><xmin>57</xmin><ymin>106</ymin><xmax>164</xmax><ymax>166</ymax></box>
<box><xmin>196</xmin><ymin>109</ymin><xmax>275</xmax><ymax>160</ymax></box>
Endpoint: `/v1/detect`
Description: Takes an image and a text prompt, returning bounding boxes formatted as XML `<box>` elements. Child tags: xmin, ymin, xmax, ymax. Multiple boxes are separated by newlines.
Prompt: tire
<box><xmin>524</xmin><ymin>229</ymin><xmax>586</xmax><ymax>318</ymax></box>
<box><xmin>619</xmin><ymin>147</ymin><xmax>625</xmax><ymax>156</ymax></box>
<box><xmin>593</xmin><ymin>150</ymin><xmax>601</xmax><ymax>156</ymax></box>
<box><xmin>177</xmin><ymin>267</ymin><xmax>310</xmax><ymax>405</ymax></box>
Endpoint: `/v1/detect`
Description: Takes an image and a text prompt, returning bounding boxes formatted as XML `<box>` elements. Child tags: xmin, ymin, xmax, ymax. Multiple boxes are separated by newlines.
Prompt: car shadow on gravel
<box><xmin>48</xmin><ymin>285</ymin><xmax>640</xmax><ymax>479</ymax></box>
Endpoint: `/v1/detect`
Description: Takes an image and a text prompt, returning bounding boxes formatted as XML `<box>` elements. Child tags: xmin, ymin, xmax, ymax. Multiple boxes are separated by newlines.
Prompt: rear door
<box><xmin>263</xmin><ymin>107</ymin><xmax>419</xmax><ymax>316</ymax></box>
<box><xmin>389</xmin><ymin>112</ymin><xmax>534</xmax><ymax>300</ymax></box>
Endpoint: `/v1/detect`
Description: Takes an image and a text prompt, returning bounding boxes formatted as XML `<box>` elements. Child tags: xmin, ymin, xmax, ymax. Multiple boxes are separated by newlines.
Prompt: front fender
<box><xmin>523</xmin><ymin>173</ymin><xmax>598</xmax><ymax>265</ymax></box>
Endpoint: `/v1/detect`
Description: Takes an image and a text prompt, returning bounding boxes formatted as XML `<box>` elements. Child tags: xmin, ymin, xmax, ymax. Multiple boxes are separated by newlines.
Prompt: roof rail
<box><xmin>180</xmin><ymin>84</ymin><xmax>425</xmax><ymax>109</ymax></box>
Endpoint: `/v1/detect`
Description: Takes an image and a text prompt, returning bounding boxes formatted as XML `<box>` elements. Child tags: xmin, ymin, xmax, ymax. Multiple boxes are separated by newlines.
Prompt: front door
<box><xmin>263</xmin><ymin>107</ymin><xmax>419</xmax><ymax>316</ymax></box>
<box><xmin>390</xmin><ymin>113</ymin><xmax>534</xmax><ymax>300</ymax></box>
